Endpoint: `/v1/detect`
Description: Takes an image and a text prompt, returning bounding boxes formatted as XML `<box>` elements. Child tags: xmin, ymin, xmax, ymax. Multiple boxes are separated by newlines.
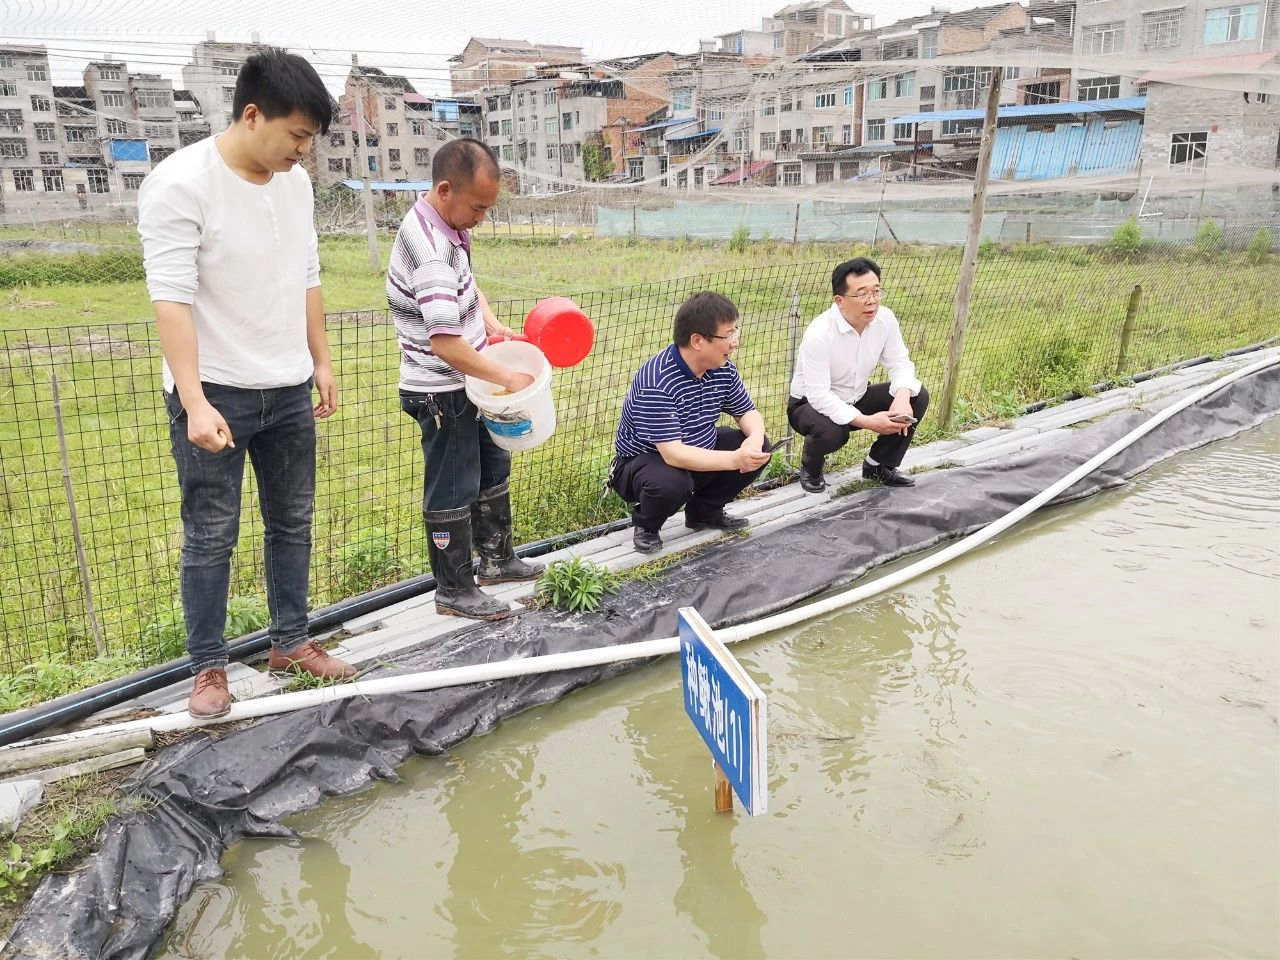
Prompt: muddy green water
<box><xmin>159</xmin><ymin>421</ymin><xmax>1280</xmax><ymax>960</ymax></box>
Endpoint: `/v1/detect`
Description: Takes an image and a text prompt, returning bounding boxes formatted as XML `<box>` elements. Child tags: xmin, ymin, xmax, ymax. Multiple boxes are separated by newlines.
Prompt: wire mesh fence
<box><xmin>1</xmin><ymin>232</ymin><xmax>1278</xmax><ymax>674</ymax></box>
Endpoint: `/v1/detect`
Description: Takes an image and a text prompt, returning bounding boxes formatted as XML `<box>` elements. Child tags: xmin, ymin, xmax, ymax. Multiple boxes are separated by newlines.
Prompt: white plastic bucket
<box><xmin>464</xmin><ymin>339</ymin><xmax>556</xmax><ymax>452</ymax></box>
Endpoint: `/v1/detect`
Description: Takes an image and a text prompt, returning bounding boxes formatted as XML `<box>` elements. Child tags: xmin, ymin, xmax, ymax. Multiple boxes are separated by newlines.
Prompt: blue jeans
<box><xmin>165</xmin><ymin>380</ymin><xmax>315</xmax><ymax>673</ymax></box>
<box><xmin>400</xmin><ymin>389</ymin><xmax>510</xmax><ymax>513</ymax></box>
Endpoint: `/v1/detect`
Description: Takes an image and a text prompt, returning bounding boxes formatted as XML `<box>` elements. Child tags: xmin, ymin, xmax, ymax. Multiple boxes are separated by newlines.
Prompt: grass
<box><xmin>1</xmin><ymin>228</ymin><xmax>1277</xmax><ymax>683</ymax></box>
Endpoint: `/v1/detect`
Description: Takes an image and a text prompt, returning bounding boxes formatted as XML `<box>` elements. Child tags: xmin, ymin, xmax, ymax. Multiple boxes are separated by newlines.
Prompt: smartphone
<box><xmin>889</xmin><ymin>413</ymin><xmax>917</xmax><ymax>425</ymax></box>
<box><xmin>763</xmin><ymin>435</ymin><xmax>794</xmax><ymax>454</ymax></box>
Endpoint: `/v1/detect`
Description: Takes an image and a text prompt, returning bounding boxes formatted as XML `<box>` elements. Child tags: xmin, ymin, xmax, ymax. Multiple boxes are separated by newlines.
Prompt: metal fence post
<box><xmin>783</xmin><ymin>281</ymin><xmax>802</xmax><ymax>458</ymax></box>
<box><xmin>792</xmin><ymin>203</ymin><xmax>801</xmax><ymax>244</ymax></box>
<box><xmin>1116</xmin><ymin>283</ymin><xmax>1142</xmax><ymax>376</ymax></box>
<box><xmin>51</xmin><ymin>371</ymin><xmax>107</xmax><ymax>657</ymax></box>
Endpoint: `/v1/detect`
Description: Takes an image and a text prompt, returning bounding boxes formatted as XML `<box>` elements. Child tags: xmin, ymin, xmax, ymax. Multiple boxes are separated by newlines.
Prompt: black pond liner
<box><xmin>8</xmin><ymin>362</ymin><xmax>1279</xmax><ymax>960</ymax></box>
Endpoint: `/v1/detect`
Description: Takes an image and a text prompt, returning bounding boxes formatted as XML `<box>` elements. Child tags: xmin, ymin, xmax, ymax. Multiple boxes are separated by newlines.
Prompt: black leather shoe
<box><xmin>633</xmin><ymin>526</ymin><xmax>663</xmax><ymax>554</ymax></box>
<box><xmin>685</xmin><ymin>509</ymin><xmax>749</xmax><ymax>532</ymax></box>
<box><xmin>799</xmin><ymin>468</ymin><xmax>826</xmax><ymax>493</ymax></box>
<box><xmin>862</xmin><ymin>462</ymin><xmax>915</xmax><ymax>487</ymax></box>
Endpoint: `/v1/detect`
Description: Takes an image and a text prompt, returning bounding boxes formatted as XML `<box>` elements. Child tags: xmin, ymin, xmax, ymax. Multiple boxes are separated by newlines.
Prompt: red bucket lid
<box><xmin>524</xmin><ymin>297</ymin><xmax>595</xmax><ymax>368</ymax></box>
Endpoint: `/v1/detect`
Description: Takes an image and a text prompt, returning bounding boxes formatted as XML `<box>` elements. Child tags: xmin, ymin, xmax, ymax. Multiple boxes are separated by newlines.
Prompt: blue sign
<box><xmin>679</xmin><ymin>607</ymin><xmax>768</xmax><ymax>815</ymax></box>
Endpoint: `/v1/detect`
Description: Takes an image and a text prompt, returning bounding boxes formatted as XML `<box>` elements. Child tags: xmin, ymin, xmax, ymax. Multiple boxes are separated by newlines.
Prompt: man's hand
<box><xmin>858</xmin><ymin>411</ymin><xmax>911</xmax><ymax>436</ymax></box>
<box><xmin>187</xmin><ymin>400</ymin><xmax>234</xmax><ymax>452</ymax></box>
<box><xmin>313</xmin><ymin>364</ymin><xmax>338</xmax><ymax>419</ymax></box>
<box><xmin>888</xmin><ymin>393</ymin><xmax>914</xmax><ymax>422</ymax></box>
<box><xmin>733</xmin><ymin>443</ymin><xmax>771</xmax><ymax>474</ymax></box>
<box><xmin>741</xmin><ymin>432</ymin><xmax>765</xmax><ymax>455</ymax></box>
<box><xmin>504</xmin><ymin>369</ymin><xmax>536</xmax><ymax>394</ymax></box>
<box><xmin>487</xmin><ymin>320</ymin><xmax>521</xmax><ymax>341</ymax></box>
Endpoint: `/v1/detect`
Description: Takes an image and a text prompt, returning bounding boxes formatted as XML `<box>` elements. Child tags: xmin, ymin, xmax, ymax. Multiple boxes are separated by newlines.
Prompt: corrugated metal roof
<box><xmin>668</xmin><ymin>126</ymin><xmax>721</xmax><ymax>142</ymax></box>
<box><xmin>712</xmin><ymin>159</ymin><xmax>774</xmax><ymax>184</ymax></box>
<box><xmin>629</xmin><ymin>117</ymin><xmax>698</xmax><ymax>133</ymax></box>
<box><xmin>892</xmin><ymin>96</ymin><xmax>1146</xmax><ymax>126</ymax></box>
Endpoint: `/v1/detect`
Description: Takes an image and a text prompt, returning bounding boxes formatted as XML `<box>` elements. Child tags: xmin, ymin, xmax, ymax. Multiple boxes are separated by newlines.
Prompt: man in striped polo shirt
<box><xmin>611</xmin><ymin>292</ymin><xmax>773</xmax><ymax>555</ymax></box>
<box><xmin>387</xmin><ymin>139</ymin><xmax>539</xmax><ymax>620</ymax></box>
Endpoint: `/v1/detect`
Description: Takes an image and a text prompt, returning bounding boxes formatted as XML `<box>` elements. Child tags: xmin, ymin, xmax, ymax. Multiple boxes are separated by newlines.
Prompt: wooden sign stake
<box><xmin>714</xmin><ymin>762</ymin><xmax>733</xmax><ymax>814</ymax></box>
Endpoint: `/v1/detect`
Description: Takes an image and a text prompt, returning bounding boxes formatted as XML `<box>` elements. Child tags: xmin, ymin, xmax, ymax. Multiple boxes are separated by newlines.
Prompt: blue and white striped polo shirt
<box><xmin>386</xmin><ymin>195</ymin><xmax>486</xmax><ymax>393</ymax></box>
<box><xmin>615</xmin><ymin>344</ymin><xmax>756</xmax><ymax>459</ymax></box>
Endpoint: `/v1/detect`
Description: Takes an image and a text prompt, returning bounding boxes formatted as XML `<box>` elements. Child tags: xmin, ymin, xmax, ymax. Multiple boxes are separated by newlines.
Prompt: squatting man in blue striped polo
<box><xmin>611</xmin><ymin>292</ymin><xmax>774</xmax><ymax>555</ymax></box>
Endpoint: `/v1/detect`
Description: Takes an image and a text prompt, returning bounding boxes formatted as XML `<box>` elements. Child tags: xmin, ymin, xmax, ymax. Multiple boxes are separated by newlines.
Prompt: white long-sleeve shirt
<box><xmin>138</xmin><ymin>136</ymin><xmax>321</xmax><ymax>391</ymax></box>
<box><xmin>789</xmin><ymin>303</ymin><xmax>922</xmax><ymax>425</ymax></box>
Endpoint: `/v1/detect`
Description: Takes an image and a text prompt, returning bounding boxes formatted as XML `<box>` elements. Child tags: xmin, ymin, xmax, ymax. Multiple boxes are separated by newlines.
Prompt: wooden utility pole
<box><xmin>937</xmin><ymin>68</ymin><xmax>1002</xmax><ymax>429</ymax></box>
<box><xmin>352</xmin><ymin>54</ymin><xmax>380</xmax><ymax>270</ymax></box>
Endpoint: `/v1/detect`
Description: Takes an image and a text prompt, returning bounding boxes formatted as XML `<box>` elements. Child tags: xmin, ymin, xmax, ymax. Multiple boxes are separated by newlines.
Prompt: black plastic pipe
<box><xmin>0</xmin><ymin>517</ymin><xmax>633</xmax><ymax>747</ymax></box>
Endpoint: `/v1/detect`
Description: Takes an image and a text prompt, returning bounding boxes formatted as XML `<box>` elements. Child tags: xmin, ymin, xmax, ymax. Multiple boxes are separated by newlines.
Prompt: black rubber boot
<box><xmin>425</xmin><ymin>507</ymin><xmax>513</xmax><ymax>621</ymax></box>
<box><xmin>472</xmin><ymin>482</ymin><xmax>542</xmax><ymax>586</ymax></box>
<box><xmin>799</xmin><ymin>452</ymin><xmax>827</xmax><ymax>493</ymax></box>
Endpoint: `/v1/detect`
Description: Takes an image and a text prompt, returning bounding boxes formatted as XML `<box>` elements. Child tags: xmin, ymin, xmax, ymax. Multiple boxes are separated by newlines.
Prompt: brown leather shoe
<box><xmin>188</xmin><ymin>667</ymin><xmax>231</xmax><ymax>718</ymax></box>
<box><xmin>268</xmin><ymin>640</ymin><xmax>357</xmax><ymax>680</ymax></box>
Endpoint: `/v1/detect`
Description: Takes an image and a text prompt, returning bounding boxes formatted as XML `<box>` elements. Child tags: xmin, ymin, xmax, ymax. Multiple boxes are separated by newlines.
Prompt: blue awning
<box><xmin>892</xmin><ymin>96</ymin><xmax>1146</xmax><ymax>126</ymax></box>
<box><xmin>668</xmin><ymin>126</ymin><xmax>721</xmax><ymax>142</ymax></box>
<box><xmin>341</xmin><ymin>179</ymin><xmax>432</xmax><ymax>191</ymax></box>
<box><xmin>629</xmin><ymin>117</ymin><xmax>698</xmax><ymax>133</ymax></box>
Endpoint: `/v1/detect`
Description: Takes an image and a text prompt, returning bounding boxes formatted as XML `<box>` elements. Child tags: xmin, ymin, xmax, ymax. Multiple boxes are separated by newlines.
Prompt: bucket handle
<box><xmin>487</xmin><ymin>334</ymin><xmax>532</xmax><ymax>346</ymax></box>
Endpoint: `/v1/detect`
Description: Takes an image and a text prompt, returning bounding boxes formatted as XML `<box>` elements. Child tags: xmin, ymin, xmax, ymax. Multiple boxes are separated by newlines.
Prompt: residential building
<box><xmin>1074</xmin><ymin>0</ymin><xmax>1280</xmax><ymax>99</ymax></box>
<box><xmin>0</xmin><ymin>44</ymin><xmax>60</xmax><ymax>203</ymax></box>
<box><xmin>762</xmin><ymin>1</ymin><xmax>875</xmax><ymax>55</ymax></box>
<box><xmin>181</xmin><ymin>37</ymin><xmax>267</xmax><ymax>133</ymax></box>
<box><xmin>449</xmin><ymin>38</ymin><xmax>585</xmax><ymax>95</ymax></box>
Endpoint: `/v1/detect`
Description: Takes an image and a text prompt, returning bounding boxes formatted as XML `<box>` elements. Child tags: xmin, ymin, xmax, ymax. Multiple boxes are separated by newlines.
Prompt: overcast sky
<box><xmin>3</xmin><ymin>0</ymin><xmax>945</xmax><ymax>94</ymax></box>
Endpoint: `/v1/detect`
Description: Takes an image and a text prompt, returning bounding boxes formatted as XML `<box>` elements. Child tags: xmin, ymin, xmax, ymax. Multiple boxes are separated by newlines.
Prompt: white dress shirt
<box><xmin>138</xmin><ymin>136</ymin><xmax>321</xmax><ymax>392</ymax></box>
<box><xmin>789</xmin><ymin>303</ymin><xmax>922</xmax><ymax>425</ymax></box>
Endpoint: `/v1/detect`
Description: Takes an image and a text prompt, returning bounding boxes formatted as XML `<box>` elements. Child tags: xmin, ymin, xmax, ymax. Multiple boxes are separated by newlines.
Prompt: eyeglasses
<box><xmin>707</xmin><ymin>329</ymin><xmax>741</xmax><ymax>343</ymax></box>
<box><xmin>840</xmin><ymin>287</ymin><xmax>883</xmax><ymax>303</ymax></box>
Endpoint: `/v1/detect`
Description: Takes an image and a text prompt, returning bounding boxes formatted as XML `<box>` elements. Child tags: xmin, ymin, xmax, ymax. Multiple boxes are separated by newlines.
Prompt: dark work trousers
<box><xmin>610</xmin><ymin>427</ymin><xmax>766</xmax><ymax>534</ymax></box>
<box><xmin>164</xmin><ymin>380</ymin><xmax>315</xmax><ymax>674</ymax></box>
<box><xmin>400</xmin><ymin>388</ymin><xmax>511</xmax><ymax>516</ymax></box>
<box><xmin>787</xmin><ymin>383</ymin><xmax>930</xmax><ymax>469</ymax></box>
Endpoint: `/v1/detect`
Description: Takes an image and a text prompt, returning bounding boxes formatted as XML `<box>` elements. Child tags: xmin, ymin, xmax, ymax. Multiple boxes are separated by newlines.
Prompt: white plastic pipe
<box><xmin>7</xmin><ymin>355</ymin><xmax>1276</xmax><ymax>754</ymax></box>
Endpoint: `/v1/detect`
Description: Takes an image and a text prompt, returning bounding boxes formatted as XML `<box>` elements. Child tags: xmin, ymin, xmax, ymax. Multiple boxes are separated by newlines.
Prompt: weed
<box><xmin>336</xmin><ymin>530</ymin><xmax>404</xmax><ymax>597</ymax></box>
<box><xmin>1193</xmin><ymin>219</ymin><xmax>1224</xmax><ymax>256</ymax></box>
<box><xmin>1105</xmin><ymin>217</ymin><xmax>1145</xmax><ymax>259</ymax></box>
<box><xmin>728</xmin><ymin>225</ymin><xmax>751</xmax><ymax>254</ymax></box>
<box><xmin>1246</xmin><ymin>226</ymin><xmax>1273</xmax><ymax>265</ymax></box>
<box><xmin>536</xmin><ymin>557</ymin><xmax>621</xmax><ymax>613</ymax></box>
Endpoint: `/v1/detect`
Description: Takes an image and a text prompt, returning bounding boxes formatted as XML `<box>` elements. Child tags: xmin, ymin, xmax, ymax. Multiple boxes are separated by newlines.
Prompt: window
<box><xmin>841</xmin><ymin>123</ymin><xmax>852</xmax><ymax>144</ymax></box>
<box><xmin>562</xmin><ymin>112</ymin><xmax>573</xmax><ymax>130</ymax></box>
<box><xmin>0</xmin><ymin>108</ymin><xmax>20</xmax><ymax>131</ymax></box>
<box><xmin>367</xmin><ymin>155</ymin><xmax>377</xmax><ymax>172</ymax></box>
<box><xmin>486</xmin><ymin>96</ymin><xmax>499</xmax><ymax>111</ymax></box>
<box><xmin>543</xmin><ymin>89</ymin><xmax>557</xmax><ymax>105</ymax></box>
<box><xmin>30</xmin><ymin>95</ymin><xmax>51</xmax><ymax>112</ymax></box>
<box><xmin>895</xmin><ymin>72</ymin><xmax>915</xmax><ymax>98</ymax></box>
<box><xmin>780</xmin><ymin>95</ymin><xmax>793</xmax><ymax>112</ymax></box>
<box><xmin>762</xmin><ymin>98</ymin><xmax>776</xmax><ymax>116</ymax></box>
<box><xmin>121</xmin><ymin>173</ymin><xmax>145</xmax><ymax>190</ymax></box>
<box><xmin>941</xmin><ymin>118</ymin><xmax>982</xmax><ymax>136</ymax></box>
<box><xmin>544</xmin><ymin>117</ymin><xmax>556</xmax><ymax>134</ymax></box>
<box><xmin>501</xmin><ymin>144</ymin><xmax>512</xmax><ymax>160</ymax></box>
<box><xmin>920</xmin><ymin>28</ymin><xmax>939</xmax><ymax>58</ymax></box>
<box><xmin>780</xmin><ymin>128</ymin><xmax>792</xmax><ymax>145</ymax></box>
<box><xmin>1204</xmin><ymin>4</ymin><xmax>1259</xmax><ymax>42</ymax></box>
<box><xmin>694</xmin><ymin>167</ymin><xmax>703</xmax><ymax>188</ymax></box>
<box><xmin>144</xmin><ymin>123</ymin><xmax>170</xmax><ymax>138</ymax></box>
<box><xmin>672</xmin><ymin>89</ymin><xmax>692</xmax><ymax>112</ymax></box>
<box><xmin>365</xmin><ymin>134</ymin><xmax>378</xmax><ymax>147</ymax></box>
<box><xmin>774</xmin><ymin>32</ymin><xmax>785</xmax><ymax>49</ymax></box>
<box><xmin>87</xmin><ymin>168</ymin><xmax>110</xmax><ymax>192</ymax></box>
<box><xmin>101</xmin><ymin>91</ymin><xmax>126</xmax><ymax>107</ymax></box>
<box><xmin>546</xmin><ymin>144</ymin><xmax>555</xmax><ymax>159</ymax></box>
<box><xmin>330</xmin><ymin>132</ymin><xmax>346</xmax><ymax>146</ymax></box>
<box><xmin>415</xmin><ymin>147</ymin><xmax>430</xmax><ymax>164</ymax></box>
<box><xmin>815</xmin><ymin>91</ymin><xmax>836</xmax><ymax>108</ymax></box>
<box><xmin>795</xmin><ymin>128</ymin><xmax>805</xmax><ymax>141</ymax></box>
<box><xmin>106</xmin><ymin>119</ymin><xmax>128</xmax><ymax>135</ymax></box>
<box><xmin>214</xmin><ymin>60</ymin><xmax>239</xmax><ymax>77</ymax></box>
<box><xmin>733</xmin><ymin>130</ymin><xmax>747</xmax><ymax>152</ymax></box>
<box><xmin>1004</xmin><ymin>66</ymin><xmax>1020</xmax><ymax>80</ymax></box>
<box><xmin>943</xmin><ymin>67</ymin><xmax>978</xmax><ymax>92</ymax></box>
<box><xmin>0</xmin><ymin>139</ymin><xmax>27</xmax><ymax>158</ymax></box>
<box><xmin>500</xmin><ymin>118</ymin><xmax>513</xmax><ymax>137</ymax></box>
<box><xmin>840</xmin><ymin>161</ymin><xmax>857</xmax><ymax>178</ymax></box>
<box><xmin>0</xmin><ymin>54</ymin><xmax>13</xmax><ymax>69</ymax></box>
<box><xmin>893</xmin><ymin>122</ymin><xmax>914</xmax><ymax>140</ymax></box>
<box><xmin>65</xmin><ymin>126</ymin><xmax>94</xmax><ymax>142</ymax></box>
<box><xmin>384</xmin><ymin>96</ymin><xmax>396</xmax><ymax>110</ymax></box>
<box><xmin>1025</xmin><ymin>81</ymin><xmax>1061</xmax><ymax>104</ymax></box>
<box><xmin>386</xmin><ymin>123</ymin><xmax>398</xmax><ymax>136</ymax></box>
<box><xmin>1169</xmin><ymin>130</ymin><xmax>1208</xmax><ymax>170</ymax></box>
<box><xmin>812</xmin><ymin>125</ymin><xmax>833</xmax><ymax>144</ymax></box>
<box><xmin>815</xmin><ymin>160</ymin><xmax>834</xmax><ymax>183</ymax></box>
<box><xmin>411</xmin><ymin>119</ymin><xmax>426</xmax><ymax>135</ymax></box>
<box><xmin>1143</xmin><ymin>10</ymin><xmax>1184</xmax><ymax>47</ymax></box>
<box><xmin>760</xmin><ymin>131</ymin><xmax>777</xmax><ymax>150</ymax></box>
<box><xmin>150</xmin><ymin>146</ymin><xmax>174</xmax><ymax>163</ymax></box>
<box><xmin>866</xmin><ymin>118</ymin><xmax>886</xmax><ymax>140</ymax></box>
<box><xmin>327</xmin><ymin>158</ymin><xmax>345</xmax><ymax>172</ymax></box>
<box><xmin>34</xmin><ymin>122</ymin><xmax>55</xmax><ymax>141</ymax></box>
<box><xmin>99</xmin><ymin>66</ymin><xmax>121</xmax><ymax>80</ymax></box>
<box><xmin>489</xmin><ymin>120</ymin><xmax>500</xmax><ymax>136</ymax></box>
<box><xmin>26</xmin><ymin>64</ymin><xmax>47</xmax><ymax>82</ymax></box>
<box><xmin>1083</xmin><ymin>21</ymin><xmax>1126</xmax><ymax>54</ymax></box>
<box><xmin>135</xmin><ymin>90</ymin><xmax>171</xmax><ymax>109</ymax></box>
<box><xmin>36</xmin><ymin>167</ymin><xmax>62</xmax><ymax>193</ymax></box>
<box><xmin>0</xmin><ymin>82</ymin><xmax>16</xmax><ymax>97</ymax></box>
<box><xmin>39</xmin><ymin>150</ymin><xmax>58</xmax><ymax>164</ymax></box>
<box><xmin>919</xmin><ymin>84</ymin><xmax>936</xmax><ymax>102</ymax></box>
<box><xmin>518</xmin><ymin>118</ymin><xmax>526</xmax><ymax>134</ymax></box>
<box><xmin>222</xmin><ymin>87</ymin><xmax>235</xmax><ymax>103</ymax></box>
<box><xmin>387</xmin><ymin>148</ymin><xmax>400</xmax><ymax>164</ymax></box>
<box><xmin>561</xmin><ymin>143</ymin><xmax>574</xmax><ymax>163</ymax></box>
<box><xmin>781</xmin><ymin>163</ymin><xmax>801</xmax><ymax>185</ymax></box>
<box><xmin>868</xmin><ymin>77</ymin><xmax>889</xmax><ymax>100</ymax></box>
<box><xmin>882</xmin><ymin>39</ymin><xmax>916</xmax><ymax>59</ymax></box>
<box><xmin>708</xmin><ymin>108</ymin><xmax>725</xmax><ymax>121</ymax></box>
<box><xmin>1078</xmin><ymin>75</ymin><xmax>1121</xmax><ymax>100</ymax></box>
<box><xmin>13</xmin><ymin>168</ymin><xmax>34</xmax><ymax>190</ymax></box>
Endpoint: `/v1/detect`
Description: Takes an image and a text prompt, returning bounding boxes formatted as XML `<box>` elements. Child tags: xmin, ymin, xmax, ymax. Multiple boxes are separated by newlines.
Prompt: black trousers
<box><xmin>787</xmin><ymin>382</ymin><xmax>930</xmax><ymax>470</ymax></box>
<box><xmin>611</xmin><ymin>427</ymin><xmax>765</xmax><ymax>533</ymax></box>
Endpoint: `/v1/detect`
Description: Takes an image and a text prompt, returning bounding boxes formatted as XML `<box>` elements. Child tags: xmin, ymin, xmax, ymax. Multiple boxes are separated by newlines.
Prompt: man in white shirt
<box><xmin>139</xmin><ymin>49</ymin><xmax>356</xmax><ymax>719</ymax></box>
<box><xmin>787</xmin><ymin>257</ymin><xmax>929</xmax><ymax>492</ymax></box>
